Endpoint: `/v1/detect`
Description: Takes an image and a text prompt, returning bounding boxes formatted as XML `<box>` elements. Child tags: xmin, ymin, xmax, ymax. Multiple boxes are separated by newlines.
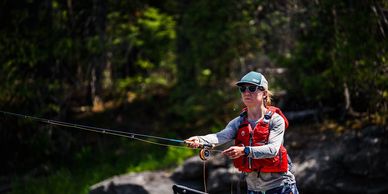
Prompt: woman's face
<box><xmin>239</xmin><ymin>84</ymin><xmax>266</xmax><ymax>107</ymax></box>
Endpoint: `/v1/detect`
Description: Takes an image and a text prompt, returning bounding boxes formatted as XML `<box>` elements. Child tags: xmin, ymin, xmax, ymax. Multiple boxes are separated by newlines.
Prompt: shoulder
<box><xmin>227</xmin><ymin>116</ymin><xmax>244</xmax><ymax>129</ymax></box>
<box><xmin>270</xmin><ymin>113</ymin><xmax>285</xmax><ymax>128</ymax></box>
<box><xmin>231</xmin><ymin>116</ymin><xmax>244</xmax><ymax>125</ymax></box>
<box><xmin>267</xmin><ymin>106</ymin><xmax>289</xmax><ymax>128</ymax></box>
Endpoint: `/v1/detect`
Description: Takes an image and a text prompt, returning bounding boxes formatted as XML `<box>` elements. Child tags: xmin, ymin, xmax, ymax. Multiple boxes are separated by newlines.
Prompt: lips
<box><xmin>243</xmin><ymin>97</ymin><xmax>252</xmax><ymax>101</ymax></box>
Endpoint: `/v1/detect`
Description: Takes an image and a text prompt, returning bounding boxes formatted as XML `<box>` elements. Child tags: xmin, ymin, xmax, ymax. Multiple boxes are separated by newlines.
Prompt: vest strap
<box><xmin>263</xmin><ymin>109</ymin><xmax>274</xmax><ymax>124</ymax></box>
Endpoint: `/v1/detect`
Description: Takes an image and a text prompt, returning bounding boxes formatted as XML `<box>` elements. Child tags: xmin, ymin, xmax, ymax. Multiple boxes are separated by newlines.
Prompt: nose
<box><xmin>242</xmin><ymin>90</ymin><xmax>250</xmax><ymax>95</ymax></box>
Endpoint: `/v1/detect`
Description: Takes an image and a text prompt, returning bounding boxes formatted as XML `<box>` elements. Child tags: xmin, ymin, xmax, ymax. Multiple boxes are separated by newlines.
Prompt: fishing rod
<box><xmin>0</xmin><ymin>110</ymin><xmax>228</xmax><ymax>194</ymax></box>
<box><xmin>0</xmin><ymin>110</ymin><xmax>219</xmax><ymax>156</ymax></box>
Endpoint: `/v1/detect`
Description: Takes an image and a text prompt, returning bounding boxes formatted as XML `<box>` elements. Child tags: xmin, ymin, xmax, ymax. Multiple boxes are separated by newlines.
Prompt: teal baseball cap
<box><xmin>236</xmin><ymin>71</ymin><xmax>268</xmax><ymax>90</ymax></box>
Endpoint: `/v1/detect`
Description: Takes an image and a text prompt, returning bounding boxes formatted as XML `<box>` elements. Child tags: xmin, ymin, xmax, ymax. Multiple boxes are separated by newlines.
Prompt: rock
<box><xmin>90</xmin><ymin>183</ymin><xmax>148</xmax><ymax>194</ymax></box>
<box><xmin>207</xmin><ymin>166</ymin><xmax>242</xmax><ymax>194</ymax></box>
<box><xmin>90</xmin><ymin>125</ymin><xmax>388</xmax><ymax>194</ymax></box>
<box><xmin>89</xmin><ymin>171</ymin><xmax>175</xmax><ymax>194</ymax></box>
<box><xmin>171</xmin><ymin>156</ymin><xmax>203</xmax><ymax>180</ymax></box>
<box><xmin>290</xmin><ymin>125</ymin><xmax>388</xmax><ymax>194</ymax></box>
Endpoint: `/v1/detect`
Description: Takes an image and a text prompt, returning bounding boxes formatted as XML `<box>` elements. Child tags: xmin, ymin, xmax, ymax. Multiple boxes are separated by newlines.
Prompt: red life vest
<box><xmin>233</xmin><ymin>106</ymin><xmax>289</xmax><ymax>173</ymax></box>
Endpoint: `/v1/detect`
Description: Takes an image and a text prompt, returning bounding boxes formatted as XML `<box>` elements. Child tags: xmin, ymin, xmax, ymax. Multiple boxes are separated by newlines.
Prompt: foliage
<box><xmin>277</xmin><ymin>0</ymin><xmax>388</xmax><ymax>113</ymax></box>
<box><xmin>10</xmin><ymin>141</ymin><xmax>194</xmax><ymax>194</ymax></box>
<box><xmin>0</xmin><ymin>0</ymin><xmax>387</xmax><ymax>193</ymax></box>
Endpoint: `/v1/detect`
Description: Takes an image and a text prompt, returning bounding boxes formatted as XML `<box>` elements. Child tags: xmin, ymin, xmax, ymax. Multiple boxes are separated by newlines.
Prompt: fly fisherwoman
<box><xmin>185</xmin><ymin>71</ymin><xmax>299</xmax><ymax>194</ymax></box>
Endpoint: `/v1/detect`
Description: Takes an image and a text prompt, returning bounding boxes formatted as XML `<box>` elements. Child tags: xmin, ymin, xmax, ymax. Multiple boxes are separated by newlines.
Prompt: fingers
<box><xmin>229</xmin><ymin>155</ymin><xmax>240</xmax><ymax>159</ymax></box>
<box><xmin>223</xmin><ymin>148</ymin><xmax>236</xmax><ymax>158</ymax></box>
<box><xmin>222</xmin><ymin>146</ymin><xmax>244</xmax><ymax>159</ymax></box>
<box><xmin>222</xmin><ymin>147</ymin><xmax>233</xmax><ymax>154</ymax></box>
<box><xmin>184</xmin><ymin>136</ymin><xmax>201</xmax><ymax>148</ymax></box>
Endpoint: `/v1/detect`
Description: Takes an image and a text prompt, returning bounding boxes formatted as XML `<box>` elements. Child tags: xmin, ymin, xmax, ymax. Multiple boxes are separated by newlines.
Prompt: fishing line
<box><xmin>0</xmin><ymin>110</ymin><xmax>228</xmax><ymax>194</ymax></box>
<box><xmin>0</xmin><ymin>110</ymin><xmax>183</xmax><ymax>142</ymax></box>
<box><xmin>203</xmin><ymin>160</ymin><xmax>208</xmax><ymax>193</ymax></box>
<box><xmin>49</xmin><ymin>119</ymin><xmax>191</xmax><ymax>149</ymax></box>
<box><xmin>0</xmin><ymin>110</ymin><xmax>224</xmax><ymax>152</ymax></box>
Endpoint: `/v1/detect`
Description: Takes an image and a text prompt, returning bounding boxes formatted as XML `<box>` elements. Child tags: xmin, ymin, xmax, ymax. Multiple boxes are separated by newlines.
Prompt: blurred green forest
<box><xmin>0</xmin><ymin>0</ymin><xmax>387</xmax><ymax>194</ymax></box>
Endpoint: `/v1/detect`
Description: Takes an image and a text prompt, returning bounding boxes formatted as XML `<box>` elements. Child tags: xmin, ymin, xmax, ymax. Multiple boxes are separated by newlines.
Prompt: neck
<box><xmin>247</xmin><ymin>105</ymin><xmax>266</xmax><ymax>121</ymax></box>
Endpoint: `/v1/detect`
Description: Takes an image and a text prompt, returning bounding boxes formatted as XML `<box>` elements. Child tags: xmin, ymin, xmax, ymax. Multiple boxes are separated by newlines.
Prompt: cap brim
<box><xmin>236</xmin><ymin>81</ymin><xmax>260</xmax><ymax>86</ymax></box>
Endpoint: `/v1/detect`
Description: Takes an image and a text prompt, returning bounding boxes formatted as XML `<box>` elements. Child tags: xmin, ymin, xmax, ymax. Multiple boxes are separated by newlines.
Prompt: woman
<box><xmin>185</xmin><ymin>71</ymin><xmax>299</xmax><ymax>194</ymax></box>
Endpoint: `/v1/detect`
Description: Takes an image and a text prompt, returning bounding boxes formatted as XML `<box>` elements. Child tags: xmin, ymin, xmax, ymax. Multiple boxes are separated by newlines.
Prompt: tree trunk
<box><xmin>91</xmin><ymin>0</ymin><xmax>107</xmax><ymax>112</ymax></box>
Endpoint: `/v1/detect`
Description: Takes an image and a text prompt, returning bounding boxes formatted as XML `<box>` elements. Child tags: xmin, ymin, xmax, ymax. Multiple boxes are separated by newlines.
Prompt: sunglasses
<box><xmin>239</xmin><ymin>85</ymin><xmax>264</xmax><ymax>93</ymax></box>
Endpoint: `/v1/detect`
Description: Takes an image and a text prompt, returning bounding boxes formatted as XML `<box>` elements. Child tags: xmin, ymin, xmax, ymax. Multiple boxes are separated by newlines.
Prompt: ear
<box><xmin>263</xmin><ymin>91</ymin><xmax>268</xmax><ymax>99</ymax></box>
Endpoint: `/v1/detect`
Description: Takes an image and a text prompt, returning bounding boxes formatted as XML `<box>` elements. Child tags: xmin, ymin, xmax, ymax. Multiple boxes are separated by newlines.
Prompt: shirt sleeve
<box><xmin>250</xmin><ymin>113</ymin><xmax>285</xmax><ymax>159</ymax></box>
<box><xmin>198</xmin><ymin>116</ymin><xmax>241</xmax><ymax>145</ymax></box>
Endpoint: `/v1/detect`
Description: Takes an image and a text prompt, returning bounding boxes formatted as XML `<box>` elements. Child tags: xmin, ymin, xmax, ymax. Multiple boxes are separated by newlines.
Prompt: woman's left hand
<box><xmin>222</xmin><ymin>146</ymin><xmax>245</xmax><ymax>159</ymax></box>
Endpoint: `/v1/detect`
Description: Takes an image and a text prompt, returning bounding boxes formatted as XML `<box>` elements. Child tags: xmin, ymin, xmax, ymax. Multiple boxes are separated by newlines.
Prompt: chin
<box><xmin>243</xmin><ymin>101</ymin><xmax>254</xmax><ymax>106</ymax></box>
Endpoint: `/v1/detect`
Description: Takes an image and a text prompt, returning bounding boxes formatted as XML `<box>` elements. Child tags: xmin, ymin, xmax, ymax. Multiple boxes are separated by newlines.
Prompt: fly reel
<box><xmin>184</xmin><ymin>140</ymin><xmax>214</xmax><ymax>161</ymax></box>
<box><xmin>199</xmin><ymin>148</ymin><xmax>211</xmax><ymax>161</ymax></box>
<box><xmin>198</xmin><ymin>144</ymin><xmax>214</xmax><ymax>161</ymax></box>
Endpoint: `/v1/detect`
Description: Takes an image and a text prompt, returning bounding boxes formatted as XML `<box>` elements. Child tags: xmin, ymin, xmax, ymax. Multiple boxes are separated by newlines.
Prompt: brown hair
<box><xmin>264</xmin><ymin>89</ymin><xmax>273</xmax><ymax>107</ymax></box>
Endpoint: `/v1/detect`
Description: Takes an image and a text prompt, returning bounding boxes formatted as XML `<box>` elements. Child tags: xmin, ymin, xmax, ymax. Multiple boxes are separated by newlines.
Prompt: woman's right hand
<box><xmin>184</xmin><ymin>136</ymin><xmax>201</xmax><ymax>148</ymax></box>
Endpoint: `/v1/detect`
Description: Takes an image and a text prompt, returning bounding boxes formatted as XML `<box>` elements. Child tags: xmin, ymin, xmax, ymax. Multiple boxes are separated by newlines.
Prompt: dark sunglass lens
<box><xmin>248</xmin><ymin>86</ymin><xmax>257</xmax><ymax>92</ymax></box>
<box><xmin>239</xmin><ymin>86</ymin><xmax>246</xmax><ymax>93</ymax></box>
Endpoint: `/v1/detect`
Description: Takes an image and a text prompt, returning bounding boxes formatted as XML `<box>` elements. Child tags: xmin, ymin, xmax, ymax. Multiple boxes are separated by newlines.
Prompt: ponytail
<box><xmin>264</xmin><ymin>90</ymin><xmax>273</xmax><ymax>107</ymax></box>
